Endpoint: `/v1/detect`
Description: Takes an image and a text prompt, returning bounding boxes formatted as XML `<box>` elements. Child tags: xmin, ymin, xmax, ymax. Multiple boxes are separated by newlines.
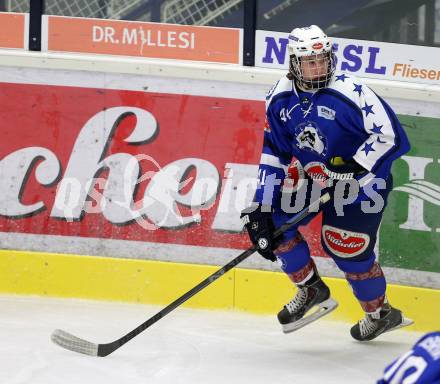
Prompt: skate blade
<box><xmin>384</xmin><ymin>316</ymin><xmax>414</xmax><ymax>334</ymax></box>
<box><xmin>282</xmin><ymin>298</ymin><xmax>339</xmax><ymax>334</ymax></box>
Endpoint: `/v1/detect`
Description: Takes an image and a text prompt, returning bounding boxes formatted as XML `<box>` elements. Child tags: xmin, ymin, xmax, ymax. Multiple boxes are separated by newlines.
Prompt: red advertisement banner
<box><xmin>0</xmin><ymin>82</ymin><xmax>324</xmax><ymax>256</ymax></box>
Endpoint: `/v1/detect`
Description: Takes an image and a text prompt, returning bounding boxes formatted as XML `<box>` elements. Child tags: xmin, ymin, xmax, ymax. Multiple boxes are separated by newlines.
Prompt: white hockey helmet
<box><xmin>287</xmin><ymin>25</ymin><xmax>335</xmax><ymax>90</ymax></box>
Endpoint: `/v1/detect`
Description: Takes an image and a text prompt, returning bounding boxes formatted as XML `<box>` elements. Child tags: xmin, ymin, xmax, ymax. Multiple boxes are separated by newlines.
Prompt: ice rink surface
<box><xmin>0</xmin><ymin>295</ymin><xmax>422</xmax><ymax>384</ymax></box>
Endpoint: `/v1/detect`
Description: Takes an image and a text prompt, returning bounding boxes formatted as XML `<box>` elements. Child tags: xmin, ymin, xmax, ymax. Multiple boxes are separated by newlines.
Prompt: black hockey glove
<box><xmin>324</xmin><ymin>157</ymin><xmax>367</xmax><ymax>181</ymax></box>
<box><xmin>240</xmin><ymin>204</ymin><xmax>280</xmax><ymax>262</ymax></box>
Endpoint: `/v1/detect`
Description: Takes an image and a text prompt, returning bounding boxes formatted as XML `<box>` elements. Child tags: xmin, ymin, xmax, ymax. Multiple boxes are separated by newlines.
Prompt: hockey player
<box><xmin>241</xmin><ymin>25</ymin><xmax>413</xmax><ymax>341</ymax></box>
<box><xmin>378</xmin><ymin>331</ymin><xmax>440</xmax><ymax>383</ymax></box>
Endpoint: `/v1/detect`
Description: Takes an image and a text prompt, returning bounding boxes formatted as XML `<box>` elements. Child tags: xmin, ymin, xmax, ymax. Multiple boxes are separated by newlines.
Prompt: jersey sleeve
<box><xmin>254</xmin><ymin>83</ymin><xmax>293</xmax><ymax>208</ymax></box>
<box><xmin>349</xmin><ymin>83</ymin><xmax>410</xmax><ymax>181</ymax></box>
<box><xmin>329</xmin><ymin>75</ymin><xmax>411</xmax><ymax>184</ymax></box>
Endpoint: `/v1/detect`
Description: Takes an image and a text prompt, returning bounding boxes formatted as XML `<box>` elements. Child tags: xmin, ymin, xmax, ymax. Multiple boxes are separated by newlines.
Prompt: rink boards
<box><xmin>0</xmin><ymin>249</ymin><xmax>438</xmax><ymax>332</ymax></box>
<box><xmin>0</xmin><ymin>52</ymin><xmax>439</xmax><ymax>333</ymax></box>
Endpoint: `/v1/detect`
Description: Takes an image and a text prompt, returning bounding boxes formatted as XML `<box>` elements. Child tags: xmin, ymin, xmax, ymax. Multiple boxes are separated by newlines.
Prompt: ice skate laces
<box><xmin>359</xmin><ymin>312</ymin><xmax>380</xmax><ymax>337</ymax></box>
<box><xmin>286</xmin><ymin>287</ymin><xmax>308</xmax><ymax>314</ymax></box>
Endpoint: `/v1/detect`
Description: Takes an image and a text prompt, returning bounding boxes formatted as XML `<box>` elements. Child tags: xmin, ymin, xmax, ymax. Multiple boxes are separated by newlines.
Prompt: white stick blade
<box><xmin>51</xmin><ymin>329</ymin><xmax>99</xmax><ymax>356</ymax></box>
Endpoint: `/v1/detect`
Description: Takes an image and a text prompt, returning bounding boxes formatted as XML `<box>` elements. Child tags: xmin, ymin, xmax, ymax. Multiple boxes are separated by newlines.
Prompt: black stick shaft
<box><xmin>97</xmin><ymin>193</ymin><xmax>330</xmax><ymax>356</ymax></box>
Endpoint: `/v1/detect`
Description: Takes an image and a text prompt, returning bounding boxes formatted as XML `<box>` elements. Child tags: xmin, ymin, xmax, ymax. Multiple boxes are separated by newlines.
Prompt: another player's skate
<box><xmin>277</xmin><ymin>277</ymin><xmax>338</xmax><ymax>333</ymax></box>
<box><xmin>351</xmin><ymin>303</ymin><xmax>414</xmax><ymax>341</ymax></box>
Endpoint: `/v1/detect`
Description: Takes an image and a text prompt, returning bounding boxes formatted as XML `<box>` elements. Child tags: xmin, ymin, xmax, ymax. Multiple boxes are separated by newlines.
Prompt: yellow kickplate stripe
<box><xmin>234</xmin><ymin>269</ymin><xmax>439</xmax><ymax>332</ymax></box>
<box><xmin>0</xmin><ymin>250</ymin><xmax>438</xmax><ymax>332</ymax></box>
<box><xmin>0</xmin><ymin>250</ymin><xmax>234</xmax><ymax>310</ymax></box>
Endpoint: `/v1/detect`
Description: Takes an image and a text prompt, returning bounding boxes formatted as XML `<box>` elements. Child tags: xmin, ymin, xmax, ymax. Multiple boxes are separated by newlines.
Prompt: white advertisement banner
<box><xmin>255</xmin><ymin>30</ymin><xmax>440</xmax><ymax>85</ymax></box>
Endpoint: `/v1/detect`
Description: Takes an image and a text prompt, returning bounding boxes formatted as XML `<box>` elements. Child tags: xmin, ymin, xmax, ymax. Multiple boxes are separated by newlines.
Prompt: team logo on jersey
<box><xmin>322</xmin><ymin>225</ymin><xmax>370</xmax><ymax>258</ymax></box>
<box><xmin>317</xmin><ymin>105</ymin><xmax>336</xmax><ymax>120</ymax></box>
<box><xmin>294</xmin><ymin>121</ymin><xmax>327</xmax><ymax>156</ymax></box>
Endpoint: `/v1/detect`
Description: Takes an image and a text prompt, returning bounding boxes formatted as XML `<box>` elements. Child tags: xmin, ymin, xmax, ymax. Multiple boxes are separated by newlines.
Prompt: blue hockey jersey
<box><xmin>254</xmin><ymin>73</ymin><xmax>410</xmax><ymax>207</ymax></box>
<box><xmin>378</xmin><ymin>331</ymin><xmax>440</xmax><ymax>384</ymax></box>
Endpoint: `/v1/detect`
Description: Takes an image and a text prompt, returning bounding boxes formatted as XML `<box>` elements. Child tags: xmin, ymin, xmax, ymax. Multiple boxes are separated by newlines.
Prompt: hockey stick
<box><xmin>51</xmin><ymin>192</ymin><xmax>331</xmax><ymax>357</ymax></box>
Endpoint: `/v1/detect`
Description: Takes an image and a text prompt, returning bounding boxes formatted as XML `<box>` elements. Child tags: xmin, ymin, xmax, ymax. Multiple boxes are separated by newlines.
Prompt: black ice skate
<box><xmin>277</xmin><ymin>278</ymin><xmax>338</xmax><ymax>333</ymax></box>
<box><xmin>351</xmin><ymin>304</ymin><xmax>414</xmax><ymax>341</ymax></box>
